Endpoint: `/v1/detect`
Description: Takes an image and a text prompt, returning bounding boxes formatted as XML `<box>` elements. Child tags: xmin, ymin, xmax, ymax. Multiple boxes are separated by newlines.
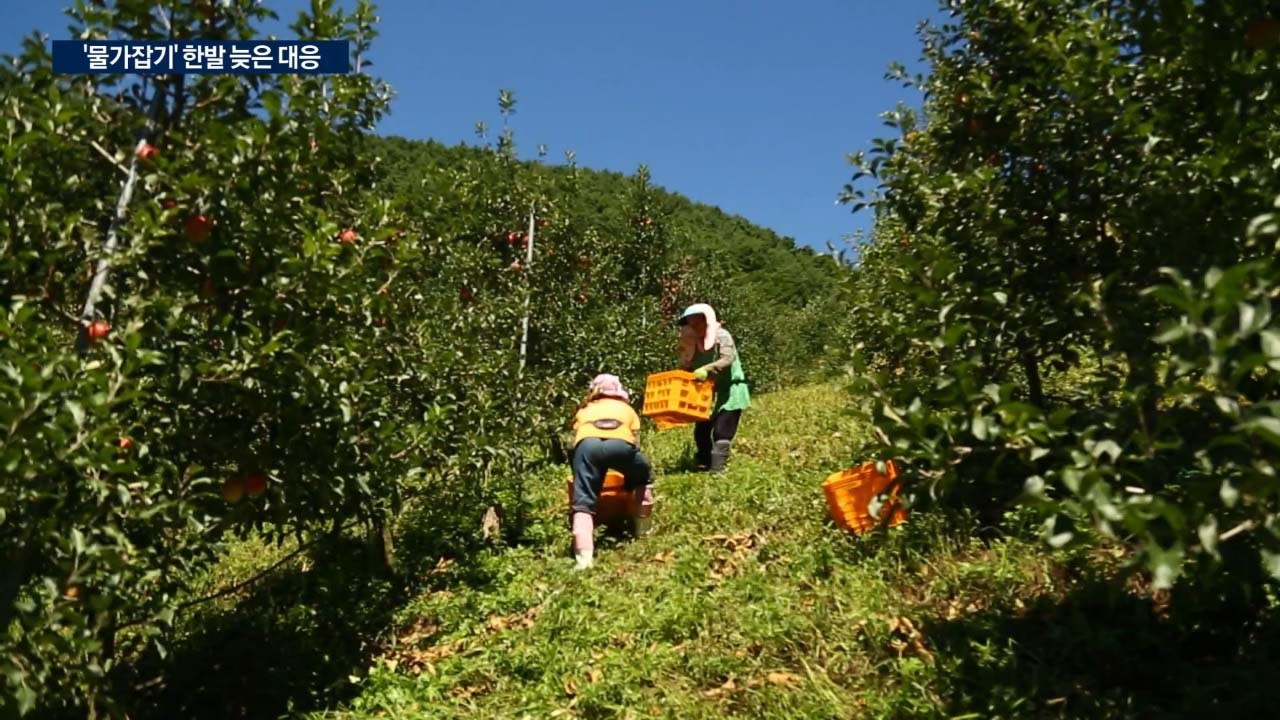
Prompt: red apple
<box><xmin>1245</xmin><ymin>18</ymin><xmax>1280</xmax><ymax>49</ymax></box>
<box><xmin>161</xmin><ymin>198</ymin><xmax>178</xmax><ymax>210</ymax></box>
<box><xmin>575</xmin><ymin>292</ymin><xmax>588</xmax><ymax>303</ymax></box>
<box><xmin>137</xmin><ymin>143</ymin><xmax>158</xmax><ymax>161</ymax></box>
<box><xmin>339</xmin><ymin>227</ymin><xmax>358</xmax><ymax>244</ymax></box>
<box><xmin>86</xmin><ymin>320</ymin><xmax>111</xmax><ymax>342</ymax></box>
<box><xmin>244</xmin><ymin>472</ymin><xmax>268</xmax><ymax>498</ymax></box>
<box><xmin>222</xmin><ymin>477</ymin><xmax>245</xmax><ymax>503</ymax></box>
<box><xmin>509</xmin><ymin>260</ymin><xmax>523</xmax><ymax>272</ymax></box>
<box><xmin>118</xmin><ymin>436</ymin><xmax>134</xmax><ymax>450</ymax></box>
<box><xmin>185</xmin><ymin>214</ymin><xmax>212</xmax><ymax>243</ymax></box>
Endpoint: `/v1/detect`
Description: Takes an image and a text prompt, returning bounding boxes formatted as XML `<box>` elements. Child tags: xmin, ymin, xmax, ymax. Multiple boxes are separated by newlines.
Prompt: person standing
<box><xmin>677</xmin><ymin>303</ymin><xmax>750</xmax><ymax>473</ymax></box>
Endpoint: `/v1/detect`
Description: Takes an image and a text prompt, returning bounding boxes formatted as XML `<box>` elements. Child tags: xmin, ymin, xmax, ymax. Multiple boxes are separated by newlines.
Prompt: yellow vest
<box><xmin>573</xmin><ymin>398</ymin><xmax>640</xmax><ymax>446</ymax></box>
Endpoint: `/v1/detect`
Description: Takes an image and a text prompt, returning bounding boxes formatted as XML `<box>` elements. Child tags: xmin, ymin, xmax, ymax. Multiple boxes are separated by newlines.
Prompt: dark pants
<box><xmin>571</xmin><ymin>438</ymin><xmax>652</xmax><ymax>515</ymax></box>
<box><xmin>694</xmin><ymin>409</ymin><xmax>742</xmax><ymax>467</ymax></box>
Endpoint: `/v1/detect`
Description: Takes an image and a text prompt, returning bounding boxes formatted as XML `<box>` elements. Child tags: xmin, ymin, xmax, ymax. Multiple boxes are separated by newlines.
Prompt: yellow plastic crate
<box><xmin>642</xmin><ymin>370</ymin><xmax>714</xmax><ymax>430</ymax></box>
<box><xmin>822</xmin><ymin>460</ymin><xmax>908</xmax><ymax>534</ymax></box>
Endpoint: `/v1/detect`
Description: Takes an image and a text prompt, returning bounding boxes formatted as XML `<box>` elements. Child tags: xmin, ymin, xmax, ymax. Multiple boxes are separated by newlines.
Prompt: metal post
<box><xmin>518</xmin><ymin>204</ymin><xmax>535</xmax><ymax>375</ymax></box>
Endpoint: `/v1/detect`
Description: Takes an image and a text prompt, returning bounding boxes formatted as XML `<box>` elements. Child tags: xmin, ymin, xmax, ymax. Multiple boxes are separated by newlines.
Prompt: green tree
<box><xmin>844</xmin><ymin>0</ymin><xmax>1280</xmax><ymax>596</ymax></box>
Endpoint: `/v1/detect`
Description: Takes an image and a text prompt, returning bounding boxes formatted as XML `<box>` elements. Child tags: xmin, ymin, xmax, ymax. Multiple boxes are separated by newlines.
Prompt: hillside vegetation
<box><xmin>369</xmin><ymin>134</ymin><xmax>850</xmax><ymax>391</ymax></box>
<box><xmin>0</xmin><ymin>2</ymin><xmax>848</xmax><ymax>716</ymax></box>
<box><xmin>129</xmin><ymin>386</ymin><xmax>1279</xmax><ymax>719</ymax></box>
<box><xmin>5</xmin><ymin>0</ymin><xmax>1280</xmax><ymax>717</ymax></box>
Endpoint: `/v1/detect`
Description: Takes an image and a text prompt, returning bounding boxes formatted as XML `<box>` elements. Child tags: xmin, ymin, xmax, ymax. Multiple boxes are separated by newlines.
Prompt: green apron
<box><xmin>692</xmin><ymin>333</ymin><xmax>751</xmax><ymax>414</ymax></box>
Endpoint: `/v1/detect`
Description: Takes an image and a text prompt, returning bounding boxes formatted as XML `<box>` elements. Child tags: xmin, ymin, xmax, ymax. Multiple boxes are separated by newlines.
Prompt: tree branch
<box><xmin>111</xmin><ymin>519</ymin><xmax>360</xmax><ymax>633</ymax></box>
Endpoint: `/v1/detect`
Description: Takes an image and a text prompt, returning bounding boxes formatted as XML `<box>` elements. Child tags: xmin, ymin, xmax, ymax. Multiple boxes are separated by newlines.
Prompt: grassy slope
<box><xmin>136</xmin><ymin>383</ymin><xmax>1280</xmax><ymax>719</ymax></box>
<box><xmin>305</xmin><ymin>386</ymin><xmax>1073</xmax><ymax>720</ymax></box>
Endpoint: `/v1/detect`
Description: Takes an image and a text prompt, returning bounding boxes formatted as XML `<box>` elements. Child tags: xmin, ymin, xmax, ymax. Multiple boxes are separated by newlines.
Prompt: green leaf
<box><xmin>971</xmin><ymin>415</ymin><xmax>989</xmax><ymax>440</ymax></box>
<box><xmin>1221</xmin><ymin>480</ymin><xmax>1240</xmax><ymax>507</ymax></box>
<box><xmin>261</xmin><ymin>91</ymin><xmax>282</xmax><ymax>119</ymax></box>
<box><xmin>1043</xmin><ymin>515</ymin><xmax>1073</xmax><ymax>548</ymax></box>
<box><xmin>65</xmin><ymin>400</ymin><xmax>85</xmax><ymax>427</ymax></box>
<box><xmin>1214</xmin><ymin>396</ymin><xmax>1240</xmax><ymax>418</ymax></box>
<box><xmin>1262</xmin><ymin>549</ymin><xmax>1280</xmax><ymax>582</ymax></box>
<box><xmin>1239</xmin><ymin>416</ymin><xmax>1280</xmax><ymax>443</ymax></box>
<box><xmin>1239</xmin><ymin>302</ymin><xmax>1259</xmax><ymax>335</ymax></box>
<box><xmin>1154</xmin><ymin>321</ymin><xmax>1193</xmax><ymax>344</ymax></box>
<box><xmin>1150</xmin><ymin>546</ymin><xmax>1182</xmax><ymax>591</ymax></box>
<box><xmin>1198</xmin><ymin>515</ymin><xmax>1220</xmax><ymax>560</ymax></box>
<box><xmin>1145</xmin><ymin>284</ymin><xmax>1195</xmax><ymax>314</ymax></box>
<box><xmin>1261</xmin><ymin>330</ymin><xmax>1280</xmax><ymax>369</ymax></box>
<box><xmin>15</xmin><ymin>684</ymin><xmax>36</xmax><ymax>715</ymax></box>
<box><xmin>1089</xmin><ymin>439</ymin><xmax>1122</xmax><ymax>463</ymax></box>
<box><xmin>1023</xmin><ymin>475</ymin><xmax>1046</xmax><ymax>497</ymax></box>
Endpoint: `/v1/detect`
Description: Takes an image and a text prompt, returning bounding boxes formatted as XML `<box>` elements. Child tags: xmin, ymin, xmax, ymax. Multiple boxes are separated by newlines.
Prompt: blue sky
<box><xmin>1</xmin><ymin>1</ymin><xmax>944</xmax><ymax>252</ymax></box>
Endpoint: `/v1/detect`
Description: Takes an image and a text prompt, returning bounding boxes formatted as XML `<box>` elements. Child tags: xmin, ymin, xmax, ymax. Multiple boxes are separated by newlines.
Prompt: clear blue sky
<box><xmin>1</xmin><ymin>1</ymin><xmax>944</xmax><ymax>252</ymax></box>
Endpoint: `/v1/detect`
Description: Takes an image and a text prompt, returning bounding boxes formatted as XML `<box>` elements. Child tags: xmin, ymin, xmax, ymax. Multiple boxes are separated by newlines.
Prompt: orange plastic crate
<box><xmin>650</xmin><ymin>415</ymin><xmax>692</xmax><ymax>431</ymax></box>
<box><xmin>642</xmin><ymin>370</ymin><xmax>714</xmax><ymax>430</ymax></box>
<box><xmin>822</xmin><ymin>460</ymin><xmax>908</xmax><ymax>534</ymax></box>
<box><xmin>565</xmin><ymin>470</ymin><xmax>641</xmax><ymax>528</ymax></box>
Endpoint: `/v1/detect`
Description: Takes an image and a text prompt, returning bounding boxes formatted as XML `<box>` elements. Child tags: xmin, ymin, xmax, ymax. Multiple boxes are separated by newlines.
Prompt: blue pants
<box><xmin>571</xmin><ymin>438</ymin><xmax>652</xmax><ymax>515</ymax></box>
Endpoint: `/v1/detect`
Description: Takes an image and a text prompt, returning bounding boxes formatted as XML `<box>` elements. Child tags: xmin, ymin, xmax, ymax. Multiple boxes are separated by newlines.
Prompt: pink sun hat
<box><xmin>588</xmin><ymin>373</ymin><xmax>630</xmax><ymax>402</ymax></box>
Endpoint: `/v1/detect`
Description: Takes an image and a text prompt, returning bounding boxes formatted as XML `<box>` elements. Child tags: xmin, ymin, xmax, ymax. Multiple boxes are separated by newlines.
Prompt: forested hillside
<box><xmin>369</xmin><ymin>134</ymin><xmax>851</xmax><ymax>389</ymax></box>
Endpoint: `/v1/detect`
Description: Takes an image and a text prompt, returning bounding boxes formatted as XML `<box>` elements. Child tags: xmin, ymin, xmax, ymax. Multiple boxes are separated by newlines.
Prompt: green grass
<box><xmin>131</xmin><ymin>384</ymin><xmax>1280</xmax><ymax>719</ymax></box>
<box><xmin>297</xmin><ymin>386</ymin><xmax>1068</xmax><ymax>719</ymax></box>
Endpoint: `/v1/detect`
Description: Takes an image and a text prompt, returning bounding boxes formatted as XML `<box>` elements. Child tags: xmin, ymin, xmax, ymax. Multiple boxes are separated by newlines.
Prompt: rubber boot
<box><xmin>571</xmin><ymin>512</ymin><xmax>595</xmax><ymax>570</ymax></box>
<box><xmin>694</xmin><ymin>449</ymin><xmax>711</xmax><ymax>472</ymax></box>
<box><xmin>634</xmin><ymin>486</ymin><xmax>654</xmax><ymax>537</ymax></box>
<box><xmin>710</xmin><ymin>440</ymin><xmax>732</xmax><ymax>474</ymax></box>
<box><xmin>694</xmin><ymin>429</ymin><xmax>711</xmax><ymax>471</ymax></box>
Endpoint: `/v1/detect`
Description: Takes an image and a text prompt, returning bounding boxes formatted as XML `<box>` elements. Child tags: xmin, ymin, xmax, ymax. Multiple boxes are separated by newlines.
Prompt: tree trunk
<box><xmin>365</xmin><ymin>517</ymin><xmax>397</xmax><ymax>578</ymax></box>
<box><xmin>1020</xmin><ymin>346</ymin><xmax>1044</xmax><ymax>407</ymax></box>
<box><xmin>0</xmin><ymin>545</ymin><xmax>31</xmax><ymax>631</ymax></box>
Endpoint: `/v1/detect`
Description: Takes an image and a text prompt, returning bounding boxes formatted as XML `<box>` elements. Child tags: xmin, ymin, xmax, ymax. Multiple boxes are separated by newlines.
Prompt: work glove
<box><xmin>692</xmin><ymin>367</ymin><xmax>709</xmax><ymax>381</ymax></box>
